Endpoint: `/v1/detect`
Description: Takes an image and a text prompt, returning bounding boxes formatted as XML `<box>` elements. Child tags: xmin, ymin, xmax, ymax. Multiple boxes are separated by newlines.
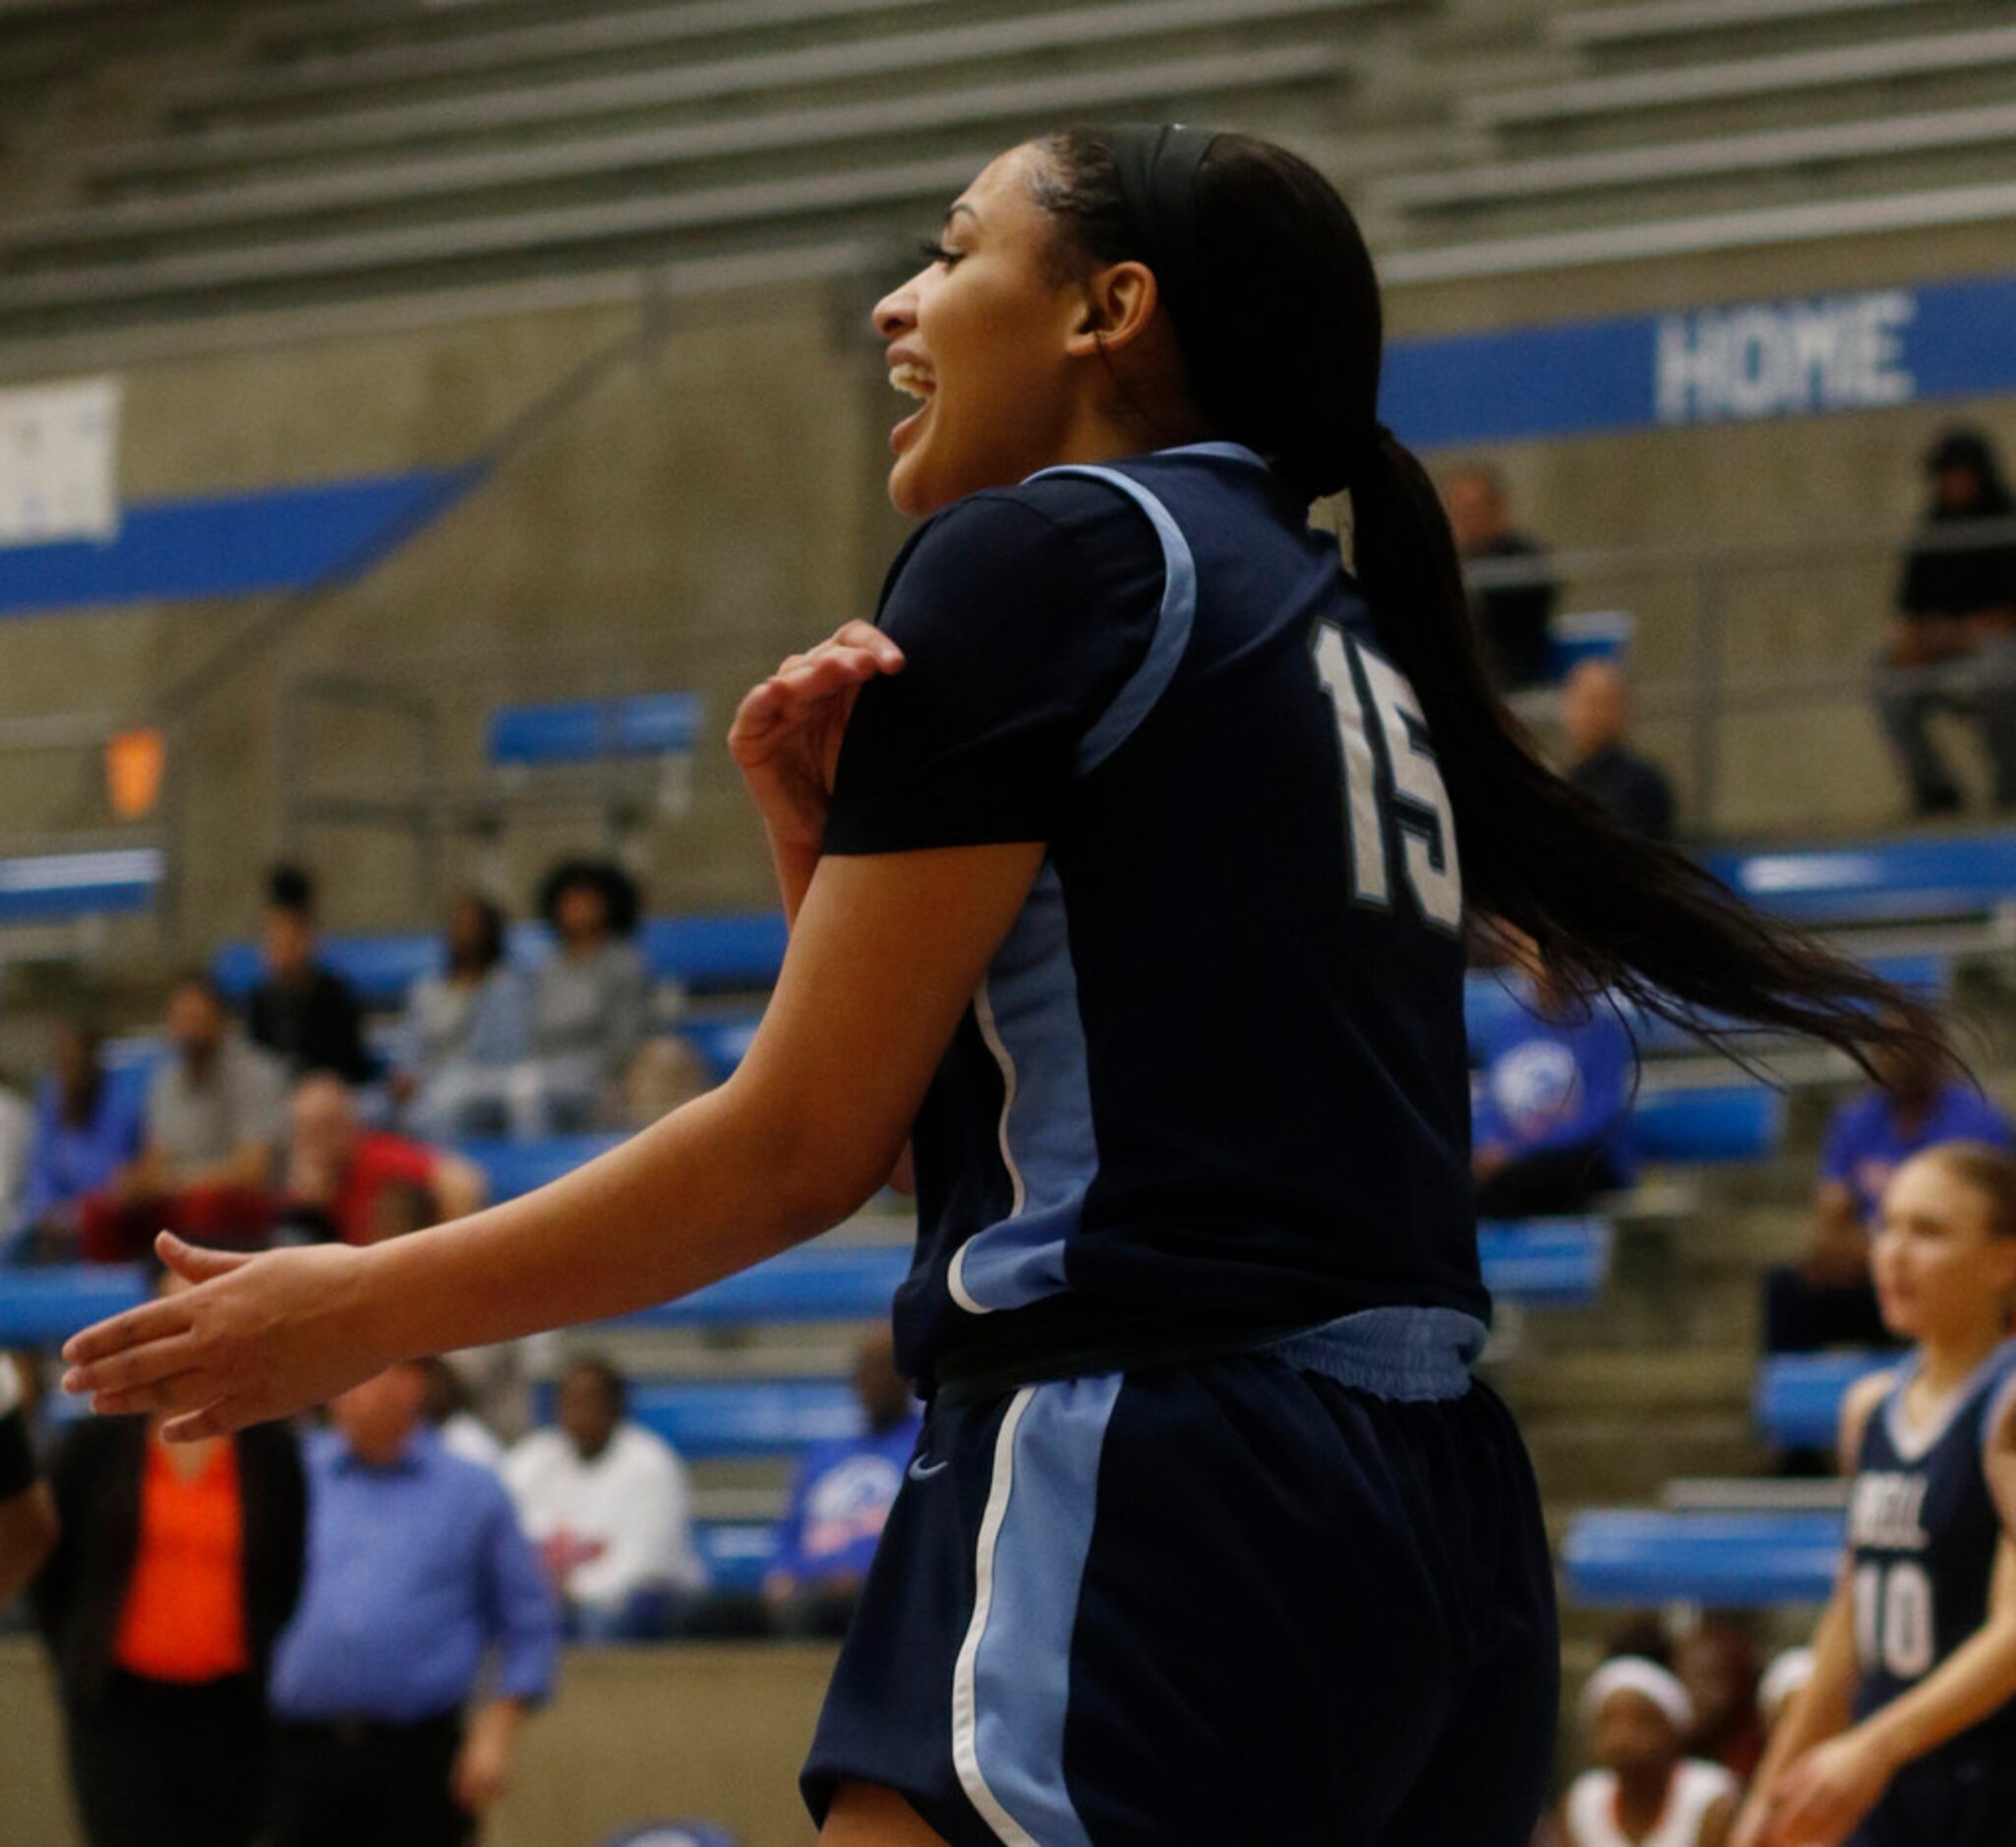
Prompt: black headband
<box><xmin>1105</xmin><ymin>122</ymin><xmax>1219</xmax><ymax>317</ymax></box>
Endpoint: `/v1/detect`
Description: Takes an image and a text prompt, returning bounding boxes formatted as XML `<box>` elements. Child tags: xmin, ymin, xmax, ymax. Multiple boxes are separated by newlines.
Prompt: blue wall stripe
<box><xmin>965</xmin><ymin>1374</ymin><xmax>1118</xmax><ymax>1847</ymax></box>
<box><xmin>1383</xmin><ymin>269</ymin><xmax>2016</xmax><ymax>449</ymax></box>
<box><xmin>0</xmin><ymin>465</ymin><xmax>485</xmax><ymax>619</ymax></box>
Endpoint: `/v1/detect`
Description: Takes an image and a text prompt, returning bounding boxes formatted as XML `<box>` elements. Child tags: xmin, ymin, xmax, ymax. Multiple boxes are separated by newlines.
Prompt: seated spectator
<box><xmin>504</xmin><ymin>1356</ymin><xmax>704</xmax><ymax>1642</ymax></box>
<box><xmin>1445</xmin><ymin>463</ymin><xmax>1560</xmax><ymax>694</ymax></box>
<box><xmin>1472</xmin><ymin>929</ymin><xmax>1635</xmax><ymax>1217</ymax></box>
<box><xmin>1560</xmin><ymin>1657</ymin><xmax>1738</xmax><ymax>1847</ymax></box>
<box><xmin>421</xmin><ymin>1357</ymin><xmax>505</xmax><ymax>1474</ymax></box>
<box><xmin>1563</xmin><ymin>661</ymin><xmax>1677</xmax><ymax>844</ymax></box>
<box><xmin>1674</xmin><ymin>1621</ymin><xmax>1762</xmax><ymax>1787</ymax></box>
<box><xmin>516</xmin><ymin>861</ymin><xmax>649</xmax><ymax>1138</ymax></box>
<box><xmin>1756</xmin><ymin>1647</ymin><xmax>1813</xmax><ymax>1743</ymax></box>
<box><xmin>8</xmin><ymin>1023</ymin><xmax>142</xmax><ymax>1264</ymax></box>
<box><xmin>268</xmin><ymin>1362</ymin><xmax>555</xmax><ymax>1847</ymax></box>
<box><xmin>395</xmin><ymin>893</ymin><xmax>530</xmax><ymax>1143</ymax></box>
<box><xmin>246</xmin><ymin>865</ymin><xmax>373</xmax><ymax>1084</ymax></box>
<box><xmin>1875</xmin><ymin>427</ymin><xmax>2016</xmax><ymax>815</ymax></box>
<box><xmin>1762</xmin><ymin>1016</ymin><xmax>2013</xmax><ymax>1356</ymax></box>
<box><xmin>77</xmin><ymin>977</ymin><xmax>287</xmax><ymax>1262</ymax></box>
<box><xmin>763</xmin><ymin>1329</ymin><xmax>920</xmax><ymax>1639</ymax></box>
<box><xmin>277</xmin><ymin>1073</ymin><xmax>485</xmax><ymax>1246</ymax></box>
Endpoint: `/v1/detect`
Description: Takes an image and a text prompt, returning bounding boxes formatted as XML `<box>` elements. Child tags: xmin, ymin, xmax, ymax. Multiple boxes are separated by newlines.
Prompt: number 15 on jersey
<box><xmin>1311</xmin><ymin>621</ymin><xmax>1463</xmax><ymax>934</ymax></box>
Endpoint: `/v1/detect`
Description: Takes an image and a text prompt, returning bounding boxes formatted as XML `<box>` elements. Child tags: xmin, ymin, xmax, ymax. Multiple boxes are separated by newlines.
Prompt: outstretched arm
<box><xmin>62</xmin><ymin>842</ymin><xmax>1041</xmax><ymax>1438</ymax></box>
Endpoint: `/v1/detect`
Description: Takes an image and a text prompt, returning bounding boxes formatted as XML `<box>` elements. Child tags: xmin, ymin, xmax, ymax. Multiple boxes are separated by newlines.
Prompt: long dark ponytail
<box><xmin>1031</xmin><ymin>126</ymin><xmax>1946</xmax><ymax>1071</ymax></box>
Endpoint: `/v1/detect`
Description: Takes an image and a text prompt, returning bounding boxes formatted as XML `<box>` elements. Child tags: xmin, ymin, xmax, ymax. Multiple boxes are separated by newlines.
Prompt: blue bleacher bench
<box><xmin>215</xmin><ymin>912</ymin><xmax>789</xmax><ymax>1007</ymax></box>
<box><xmin>0</xmin><ymin>1263</ymin><xmax>148</xmax><ymax>1344</ymax></box>
<box><xmin>1563</xmin><ymin>1510</ymin><xmax>1843</xmax><ymax>1606</ymax></box>
<box><xmin>1544</xmin><ymin>610</ymin><xmax>1632</xmax><ymax>682</ymax></box>
<box><xmin>617</xmin><ymin>1243</ymin><xmax>908</xmax><ymax>1330</ymax></box>
<box><xmin>594</xmin><ymin>1379</ymin><xmax>864</xmax><ymax>1460</ymax></box>
<box><xmin>1475</xmin><ymin>1219</ymin><xmax>1611</xmax><ymax>1306</ymax></box>
<box><xmin>0</xmin><ymin>848</ymin><xmax>163</xmax><ymax>925</ymax></box>
<box><xmin>1465</xmin><ymin>953</ymin><xmax>1949</xmax><ymax>1061</ymax></box>
<box><xmin>693</xmin><ymin>1520</ymin><xmax>781</xmax><ymax>1595</ymax></box>
<box><xmin>460</xmin><ymin>1134</ymin><xmax>625</xmax><ymax>1203</ymax></box>
<box><xmin>1755</xmin><ymin>1350</ymin><xmax>1897</xmax><ymax>1450</ymax></box>
<box><xmin>489</xmin><ymin>693</ymin><xmax>701</xmax><ymax>768</ymax></box>
<box><xmin>1704</xmin><ymin>831</ymin><xmax>2016</xmax><ymax>927</ymax></box>
<box><xmin>1633</xmin><ymin>1085</ymin><xmax>1784</xmax><ymax>1164</ymax></box>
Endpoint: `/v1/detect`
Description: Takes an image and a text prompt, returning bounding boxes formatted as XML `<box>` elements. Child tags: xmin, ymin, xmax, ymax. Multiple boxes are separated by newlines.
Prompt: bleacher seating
<box><xmin>1563</xmin><ymin>1510</ymin><xmax>1843</xmax><ymax>1605</ymax></box>
<box><xmin>488</xmin><ymin>693</ymin><xmax>701</xmax><ymax>769</ymax></box>
<box><xmin>1754</xmin><ymin>1348</ymin><xmax>1895</xmax><ymax>1450</ymax></box>
<box><xmin>1703</xmin><ymin>832</ymin><xmax>2016</xmax><ymax>930</ymax></box>
<box><xmin>0</xmin><ymin>847</ymin><xmax>163</xmax><ymax>925</ymax></box>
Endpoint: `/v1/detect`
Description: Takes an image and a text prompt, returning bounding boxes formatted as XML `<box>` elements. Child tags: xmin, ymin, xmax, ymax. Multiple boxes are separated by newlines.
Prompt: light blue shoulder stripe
<box><xmin>1025</xmin><ymin>462</ymin><xmax>1198</xmax><ymax>777</ymax></box>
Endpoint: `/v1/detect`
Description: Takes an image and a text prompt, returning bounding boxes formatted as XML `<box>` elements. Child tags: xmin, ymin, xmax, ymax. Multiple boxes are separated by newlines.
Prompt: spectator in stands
<box><xmin>422</xmin><ymin>1356</ymin><xmax>505</xmax><ymax>1474</ymax></box>
<box><xmin>1762</xmin><ymin>1015</ymin><xmax>2013</xmax><ymax>1356</ymax></box>
<box><xmin>504</xmin><ymin>1355</ymin><xmax>704</xmax><ymax>1642</ymax></box>
<box><xmin>267</xmin><ymin>1360</ymin><xmax>556</xmax><ymax>1847</ymax></box>
<box><xmin>277</xmin><ymin>1072</ymin><xmax>485</xmax><ymax>1246</ymax></box>
<box><xmin>8</xmin><ymin>1022</ymin><xmax>142</xmax><ymax>1264</ymax></box>
<box><xmin>1562</xmin><ymin>661</ymin><xmax>1677</xmax><ymax>844</ymax></box>
<box><xmin>1560</xmin><ymin>1656</ymin><xmax>1739</xmax><ymax>1847</ymax></box>
<box><xmin>764</xmin><ymin>1328</ymin><xmax>920</xmax><ymax>1639</ymax></box>
<box><xmin>1445</xmin><ymin>463</ymin><xmax>1560</xmax><ymax>694</ymax></box>
<box><xmin>0</xmin><ymin>1351</ymin><xmax>57</xmax><ymax>1610</ymax></box>
<box><xmin>247</xmin><ymin>865</ymin><xmax>373</xmax><ymax>1084</ymax></box>
<box><xmin>1875</xmin><ymin>426</ymin><xmax>2016</xmax><ymax>816</ymax></box>
<box><xmin>512</xmin><ymin>860</ymin><xmax>650</xmax><ymax>1137</ymax></box>
<box><xmin>1472</xmin><ymin>927</ymin><xmax>1635</xmax><ymax>1217</ymax></box>
<box><xmin>32</xmin><ymin>1263</ymin><xmax>305</xmax><ymax>1847</ymax></box>
<box><xmin>1674</xmin><ymin>1622</ymin><xmax>1763</xmax><ymax>1786</ymax></box>
<box><xmin>396</xmin><ymin>894</ymin><xmax>530</xmax><ymax>1143</ymax></box>
<box><xmin>78</xmin><ymin>975</ymin><xmax>287</xmax><ymax>1262</ymax></box>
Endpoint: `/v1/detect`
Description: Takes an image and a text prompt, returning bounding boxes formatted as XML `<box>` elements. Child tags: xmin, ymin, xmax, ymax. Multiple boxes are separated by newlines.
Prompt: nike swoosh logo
<box><xmin>908</xmin><ymin>1457</ymin><xmax>950</xmax><ymax>1480</ymax></box>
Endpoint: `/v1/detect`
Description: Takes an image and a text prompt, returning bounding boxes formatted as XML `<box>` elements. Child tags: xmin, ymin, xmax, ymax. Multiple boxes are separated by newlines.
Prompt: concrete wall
<box><xmin>0</xmin><ymin>213</ymin><xmax>2012</xmax><ymax>962</ymax></box>
<box><xmin>0</xmin><ymin>1638</ymin><xmax>836</xmax><ymax>1847</ymax></box>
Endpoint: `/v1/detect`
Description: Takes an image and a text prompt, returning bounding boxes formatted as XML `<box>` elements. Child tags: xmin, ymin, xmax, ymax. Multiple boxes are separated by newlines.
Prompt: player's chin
<box><xmin>887</xmin><ymin>449</ymin><xmax>960</xmax><ymax>519</ymax></box>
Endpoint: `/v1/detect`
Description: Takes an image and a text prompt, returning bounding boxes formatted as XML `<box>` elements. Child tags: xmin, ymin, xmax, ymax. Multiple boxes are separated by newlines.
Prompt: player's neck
<box><xmin>1918</xmin><ymin>1323</ymin><xmax>2008</xmax><ymax>1398</ymax></box>
<box><xmin>1052</xmin><ymin>394</ymin><xmax>1216</xmax><ymax>470</ymax></box>
<box><xmin>1612</xmin><ymin>1760</ymin><xmax>1676</xmax><ymax>1835</ymax></box>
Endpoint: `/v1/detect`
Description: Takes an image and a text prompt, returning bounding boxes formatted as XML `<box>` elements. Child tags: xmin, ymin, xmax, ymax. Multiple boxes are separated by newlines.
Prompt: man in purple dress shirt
<box><xmin>267</xmin><ymin>1360</ymin><xmax>559</xmax><ymax>1846</ymax></box>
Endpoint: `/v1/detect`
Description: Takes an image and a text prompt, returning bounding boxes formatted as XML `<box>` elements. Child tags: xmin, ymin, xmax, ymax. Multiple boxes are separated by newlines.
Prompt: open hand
<box><xmin>728</xmin><ymin>621</ymin><xmax>904</xmax><ymax>848</ymax></box>
<box><xmin>1763</xmin><ymin>1730</ymin><xmax>1895</xmax><ymax>1846</ymax></box>
<box><xmin>61</xmin><ymin>1232</ymin><xmax>384</xmax><ymax>1440</ymax></box>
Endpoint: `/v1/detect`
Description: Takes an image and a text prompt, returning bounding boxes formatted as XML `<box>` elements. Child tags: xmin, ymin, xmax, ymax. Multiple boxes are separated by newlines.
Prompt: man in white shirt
<box><xmin>504</xmin><ymin>1356</ymin><xmax>704</xmax><ymax>1641</ymax></box>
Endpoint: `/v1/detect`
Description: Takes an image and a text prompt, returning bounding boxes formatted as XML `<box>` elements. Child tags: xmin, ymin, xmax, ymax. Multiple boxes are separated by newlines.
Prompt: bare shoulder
<box><xmin>1839</xmin><ymin>1366</ymin><xmax>1899</xmax><ymax>1471</ymax></box>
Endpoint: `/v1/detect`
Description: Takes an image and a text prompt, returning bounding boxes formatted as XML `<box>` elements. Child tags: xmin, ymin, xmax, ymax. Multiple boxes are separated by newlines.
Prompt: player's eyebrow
<box><xmin>943</xmin><ymin>202</ymin><xmax>979</xmax><ymax>229</ymax></box>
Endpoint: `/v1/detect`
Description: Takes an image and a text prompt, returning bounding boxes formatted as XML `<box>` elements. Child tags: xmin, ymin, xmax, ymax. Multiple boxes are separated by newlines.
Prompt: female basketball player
<box><xmin>62</xmin><ymin>127</ymin><xmax>1944</xmax><ymax>1845</ymax></box>
<box><xmin>1733</xmin><ymin>1143</ymin><xmax>2016</xmax><ymax>1847</ymax></box>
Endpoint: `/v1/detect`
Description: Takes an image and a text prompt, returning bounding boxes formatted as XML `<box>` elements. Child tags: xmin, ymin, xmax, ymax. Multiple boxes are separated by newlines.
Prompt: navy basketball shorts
<box><xmin>801</xmin><ymin>1317</ymin><xmax>1559</xmax><ymax>1846</ymax></box>
<box><xmin>1851</xmin><ymin>1743</ymin><xmax>2016</xmax><ymax>1847</ymax></box>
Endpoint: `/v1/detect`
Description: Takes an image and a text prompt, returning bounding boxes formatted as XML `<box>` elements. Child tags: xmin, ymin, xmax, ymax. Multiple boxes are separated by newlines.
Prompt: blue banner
<box><xmin>1385</xmin><ymin>270</ymin><xmax>2016</xmax><ymax>449</ymax></box>
<box><xmin>0</xmin><ymin>465</ymin><xmax>482</xmax><ymax>619</ymax></box>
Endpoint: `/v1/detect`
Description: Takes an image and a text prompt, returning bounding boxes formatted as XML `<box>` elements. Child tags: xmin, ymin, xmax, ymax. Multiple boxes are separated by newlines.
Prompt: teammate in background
<box><xmin>1735</xmin><ymin>1144</ymin><xmax>2016</xmax><ymax>1846</ymax></box>
<box><xmin>1561</xmin><ymin>1656</ymin><xmax>1737</xmax><ymax>1847</ymax></box>
<box><xmin>0</xmin><ymin>1348</ymin><xmax>57</xmax><ymax>1606</ymax></box>
<box><xmin>62</xmin><ymin>126</ymin><xmax>1949</xmax><ymax>1845</ymax></box>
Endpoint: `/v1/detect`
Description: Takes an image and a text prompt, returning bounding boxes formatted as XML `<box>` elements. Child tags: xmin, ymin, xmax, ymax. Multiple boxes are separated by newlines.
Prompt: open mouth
<box><xmin>889</xmin><ymin>362</ymin><xmax>936</xmax><ymax>452</ymax></box>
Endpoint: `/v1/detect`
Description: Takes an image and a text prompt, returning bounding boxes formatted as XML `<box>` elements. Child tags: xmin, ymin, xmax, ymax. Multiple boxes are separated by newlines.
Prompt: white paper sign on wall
<box><xmin>0</xmin><ymin>375</ymin><xmax>123</xmax><ymax>547</ymax></box>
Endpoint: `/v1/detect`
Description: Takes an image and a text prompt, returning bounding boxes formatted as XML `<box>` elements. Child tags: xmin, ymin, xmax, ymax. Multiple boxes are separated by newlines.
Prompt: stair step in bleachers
<box><xmin>8</xmin><ymin>46</ymin><xmax>1343</xmax><ymax>251</ymax></box>
<box><xmin>1463</xmin><ymin>24</ymin><xmax>2016</xmax><ymax>132</ymax></box>
<box><xmin>0</xmin><ymin>846</ymin><xmax>162</xmax><ymax>925</ymax></box>
<box><xmin>1563</xmin><ymin>1510</ymin><xmax>1842</xmax><ymax>1605</ymax></box>
<box><xmin>1754</xmin><ymin>1349</ymin><xmax>1895</xmax><ymax>1450</ymax></box>
<box><xmin>1553</xmin><ymin>0</ymin><xmax>1924</xmax><ymax>52</ymax></box>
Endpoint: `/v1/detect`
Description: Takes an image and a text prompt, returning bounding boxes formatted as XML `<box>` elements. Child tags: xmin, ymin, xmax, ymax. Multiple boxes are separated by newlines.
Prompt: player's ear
<box><xmin>1064</xmin><ymin>261</ymin><xmax>1157</xmax><ymax>359</ymax></box>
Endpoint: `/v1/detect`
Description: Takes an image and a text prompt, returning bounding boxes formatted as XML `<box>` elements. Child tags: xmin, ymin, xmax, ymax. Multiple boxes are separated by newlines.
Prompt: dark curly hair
<box><xmin>536</xmin><ymin>859</ymin><xmax>641</xmax><ymax>938</ymax></box>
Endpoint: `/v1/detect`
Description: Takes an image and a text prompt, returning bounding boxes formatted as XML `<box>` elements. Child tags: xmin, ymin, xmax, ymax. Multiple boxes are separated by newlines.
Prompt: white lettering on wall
<box><xmin>1656</xmin><ymin>291</ymin><xmax>1917</xmax><ymax>425</ymax></box>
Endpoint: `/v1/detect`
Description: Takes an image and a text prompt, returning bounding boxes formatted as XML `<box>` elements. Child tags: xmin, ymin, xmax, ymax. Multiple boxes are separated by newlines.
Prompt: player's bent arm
<box><xmin>1749</xmin><ymin>1562</ymin><xmax>1860</xmax><ymax>1803</ymax></box>
<box><xmin>63</xmin><ymin>845</ymin><xmax>1043</xmax><ymax>1431</ymax></box>
<box><xmin>0</xmin><ymin>1480</ymin><xmax>57</xmax><ymax>1606</ymax></box>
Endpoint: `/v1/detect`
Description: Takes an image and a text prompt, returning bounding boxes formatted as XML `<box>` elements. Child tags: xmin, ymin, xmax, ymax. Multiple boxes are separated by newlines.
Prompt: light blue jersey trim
<box><xmin>1024</xmin><ymin>461</ymin><xmax>1198</xmax><ymax>776</ymax></box>
<box><xmin>1263</xmin><ymin>1306</ymin><xmax>1487</xmax><ymax>1401</ymax></box>
<box><xmin>949</xmin><ymin>864</ymin><xmax>1097</xmax><ymax>1317</ymax></box>
<box><xmin>953</xmin><ymin>1375</ymin><xmax>1119</xmax><ymax>1847</ymax></box>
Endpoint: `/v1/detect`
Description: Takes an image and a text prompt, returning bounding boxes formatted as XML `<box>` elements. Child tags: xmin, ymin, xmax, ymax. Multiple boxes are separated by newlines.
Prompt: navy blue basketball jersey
<box><xmin>1850</xmin><ymin>1341</ymin><xmax>2016</xmax><ymax>1738</ymax></box>
<box><xmin>823</xmin><ymin>441</ymin><xmax>1484</xmax><ymax>1387</ymax></box>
